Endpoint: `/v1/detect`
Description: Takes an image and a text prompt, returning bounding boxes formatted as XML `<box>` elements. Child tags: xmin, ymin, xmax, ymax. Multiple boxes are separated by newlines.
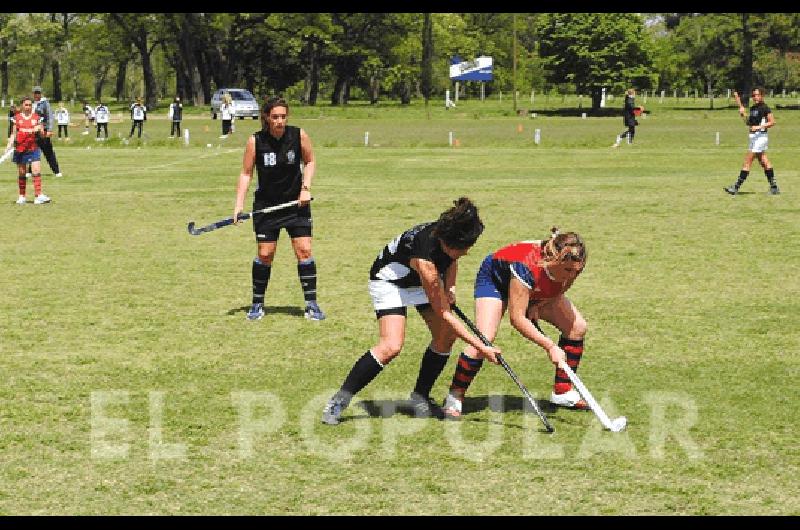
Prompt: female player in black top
<box><xmin>724</xmin><ymin>87</ymin><xmax>780</xmax><ymax>195</ymax></box>
<box><xmin>321</xmin><ymin>197</ymin><xmax>501</xmax><ymax>425</ymax></box>
<box><xmin>612</xmin><ymin>88</ymin><xmax>643</xmax><ymax>147</ymax></box>
<box><xmin>233</xmin><ymin>96</ymin><xmax>324</xmax><ymax>321</ymax></box>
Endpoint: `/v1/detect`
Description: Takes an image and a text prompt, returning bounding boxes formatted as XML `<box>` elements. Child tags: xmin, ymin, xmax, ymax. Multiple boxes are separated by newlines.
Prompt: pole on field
<box><xmin>534</xmin><ymin>128</ymin><xmax>541</xmax><ymax>145</ymax></box>
<box><xmin>184</xmin><ymin>128</ymin><xmax>190</xmax><ymax>146</ymax></box>
<box><xmin>449</xmin><ymin>131</ymin><xmax>453</xmax><ymax>146</ymax></box>
<box><xmin>660</xmin><ymin>90</ymin><xmax>665</xmax><ymax>104</ymax></box>
<box><xmin>715</xmin><ymin>132</ymin><xmax>720</xmax><ymax>145</ymax></box>
<box><xmin>581</xmin><ymin>112</ymin><xmax>587</xmax><ymax>119</ymax></box>
<box><xmin>455</xmin><ymin>82</ymin><xmax>460</xmax><ymax>104</ymax></box>
<box><xmin>530</xmin><ymin>89</ymin><xmax>535</xmax><ymax>105</ymax></box>
<box><xmin>364</xmin><ymin>131</ymin><xmax>369</xmax><ymax>146</ymax></box>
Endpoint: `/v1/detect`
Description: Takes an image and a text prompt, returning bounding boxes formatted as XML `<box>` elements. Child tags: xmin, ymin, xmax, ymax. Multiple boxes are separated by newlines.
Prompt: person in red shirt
<box><xmin>442</xmin><ymin>227</ymin><xmax>588</xmax><ymax>418</ymax></box>
<box><xmin>5</xmin><ymin>97</ymin><xmax>50</xmax><ymax>204</ymax></box>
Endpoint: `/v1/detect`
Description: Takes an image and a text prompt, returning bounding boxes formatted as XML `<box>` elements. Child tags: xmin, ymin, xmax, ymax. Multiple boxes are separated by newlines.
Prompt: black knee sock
<box><xmin>339</xmin><ymin>350</ymin><xmax>384</xmax><ymax>398</ymax></box>
<box><xmin>297</xmin><ymin>258</ymin><xmax>317</xmax><ymax>303</ymax></box>
<box><xmin>448</xmin><ymin>353</ymin><xmax>484</xmax><ymax>399</ymax></box>
<box><xmin>252</xmin><ymin>258</ymin><xmax>271</xmax><ymax>305</ymax></box>
<box><xmin>765</xmin><ymin>168</ymin><xmax>777</xmax><ymax>188</ymax></box>
<box><xmin>735</xmin><ymin>170</ymin><xmax>749</xmax><ymax>189</ymax></box>
<box><xmin>413</xmin><ymin>346</ymin><xmax>450</xmax><ymax>398</ymax></box>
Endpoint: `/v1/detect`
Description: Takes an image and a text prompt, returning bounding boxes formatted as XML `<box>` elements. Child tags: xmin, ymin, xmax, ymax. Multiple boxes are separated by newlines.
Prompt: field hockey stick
<box><xmin>451</xmin><ymin>303</ymin><xmax>555</xmax><ymax>433</ymax></box>
<box><xmin>557</xmin><ymin>361</ymin><xmax>627</xmax><ymax>432</ymax></box>
<box><xmin>0</xmin><ymin>146</ymin><xmax>13</xmax><ymax>165</ymax></box>
<box><xmin>187</xmin><ymin>198</ymin><xmax>312</xmax><ymax>235</ymax></box>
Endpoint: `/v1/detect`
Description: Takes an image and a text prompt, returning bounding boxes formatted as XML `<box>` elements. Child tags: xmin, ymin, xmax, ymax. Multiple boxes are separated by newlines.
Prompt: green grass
<box><xmin>1</xmin><ymin>98</ymin><xmax>798</xmax><ymax>514</ymax></box>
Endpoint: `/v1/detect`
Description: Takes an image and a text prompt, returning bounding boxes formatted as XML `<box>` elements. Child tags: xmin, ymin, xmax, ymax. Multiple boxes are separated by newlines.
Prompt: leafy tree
<box><xmin>536</xmin><ymin>13</ymin><xmax>657</xmax><ymax>109</ymax></box>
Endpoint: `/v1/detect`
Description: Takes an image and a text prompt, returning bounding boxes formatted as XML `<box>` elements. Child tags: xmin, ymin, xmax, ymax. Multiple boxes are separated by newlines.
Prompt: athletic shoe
<box><xmin>723</xmin><ymin>185</ymin><xmax>738</xmax><ymax>196</ymax></box>
<box><xmin>304</xmin><ymin>301</ymin><xmax>326</xmax><ymax>321</ymax></box>
<box><xmin>611</xmin><ymin>143</ymin><xmax>619</xmax><ymax>148</ymax></box>
<box><xmin>321</xmin><ymin>394</ymin><xmax>349</xmax><ymax>425</ymax></box>
<box><xmin>55</xmin><ymin>173</ymin><xmax>63</xmax><ymax>178</ymax></box>
<box><xmin>219</xmin><ymin>134</ymin><xmax>228</xmax><ymax>139</ymax></box>
<box><xmin>15</xmin><ymin>195</ymin><xmax>26</xmax><ymax>205</ymax></box>
<box><xmin>769</xmin><ymin>186</ymin><xmax>780</xmax><ymax>195</ymax></box>
<box><xmin>550</xmin><ymin>388</ymin><xmax>589</xmax><ymax>410</ymax></box>
<box><xmin>442</xmin><ymin>393</ymin><xmax>463</xmax><ymax>419</ymax></box>
<box><xmin>246</xmin><ymin>302</ymin><xmax>264</xmax><ymax>321</ymax></box>
<box><xmin>81</xmin><ymin>131</ymin><xmax>89</xmax><ymax>135</ymax></box>
<box><xmin>25</xmin><ymin>172</ymin><xmax>32</xmax><ymax>178</ymax></box>
<box><xmin>409</xmin><ymin>392</ymin><xmax>446</xmax><ymax>420</ymax></box>
<box><xmin>34</xmin><ymin>194</ymin><xmax>51</xmax><ymax>205</ymax></box>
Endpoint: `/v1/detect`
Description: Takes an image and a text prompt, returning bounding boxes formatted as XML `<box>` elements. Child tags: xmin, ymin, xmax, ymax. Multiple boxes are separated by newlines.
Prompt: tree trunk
<box><xmin>307</xmin><ymin>40</ymin><xmax>319</xmax><ymax>106</ymax></box>
<box><xmin>195</xmin><ymin>49</ymin><xmax>212</xmax><ymax>104</ymax></box>
<box><xmin>51</xmin><ymin>61</ymin><xmax>62</xmax><ymax>101</ymax></box>
<box><xmin>421</xmin><ymin>13</ymin><xmax>433</xmax><ymax>104</ymax></box>
<box><xmin>400</xmin><ymin>80</ymin><xmax>411</xmax><ymax>105</ymax></box>
<box><xmin>591</xmin><ymin>86</ymin><xmax>602</xmax><ymax>110</ymax></box>
<box><xmin>0</xmin><ymin>57</ymin><xmax>8</xmax><ymax>100</ymax></box>
<box><xmin>331</xmin><ymin>77</ymin><xmax>345</xmax><ymax>106</ymax></box>
<box><xmin>94</xmin><ymin>65</ymin><xmax>110</xmax><ymax>100</ymax></box>
<box><xmin>115</xmin><ymin>60</ymin><xmax>128</xmax><ymax>102</ymax></box>
<box><xmin>369</xmin><ymin>75</ymin><xmax>380</xmax><ymax>104</ymax></box>
<box><xmin>741</xmin><ymin>13</ymin><xmax>753</xmax><ymax>106</ymax></box>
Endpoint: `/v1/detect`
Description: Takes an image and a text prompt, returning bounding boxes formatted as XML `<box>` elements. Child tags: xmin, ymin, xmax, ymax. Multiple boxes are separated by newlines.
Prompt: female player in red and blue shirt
<box><xmin>5</xmin><ymin>97</ymin><xmax>50</xmax><ymax>204</ymax></box>
<box><xmin>442</xmin><ymin>227</ymin><xmax>588</xmax><ymax>418</ymax></box>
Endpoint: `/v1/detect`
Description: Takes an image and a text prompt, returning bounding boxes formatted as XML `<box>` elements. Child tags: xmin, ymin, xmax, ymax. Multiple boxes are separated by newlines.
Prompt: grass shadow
<box><xmin>227</xmin><ymin>305</ymin><xmax>304</xmax><ymax>317</ymax></box>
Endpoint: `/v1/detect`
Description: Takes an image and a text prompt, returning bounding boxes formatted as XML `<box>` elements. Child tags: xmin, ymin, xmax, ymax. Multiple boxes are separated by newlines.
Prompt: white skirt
<box><xmin>368</xmin><ymin>280</ymin><xmax>429</xmax><ymax>311</ymax></box>
<box><xmin>748</xmin><ymin>131</ymin><xmax>768</xmax><ymax>153</ymax></box>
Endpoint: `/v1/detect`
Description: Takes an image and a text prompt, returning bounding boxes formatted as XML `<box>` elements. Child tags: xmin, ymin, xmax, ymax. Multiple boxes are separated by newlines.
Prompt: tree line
<box><xmin>1</xmin><ymin>13</ymin><xmax>798</xmax><ymax>110</ymax></box>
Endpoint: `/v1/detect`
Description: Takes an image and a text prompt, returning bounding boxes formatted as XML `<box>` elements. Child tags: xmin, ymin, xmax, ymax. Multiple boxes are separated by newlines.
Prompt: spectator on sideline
<box><xmin>6</xmin><ymin>96</ymin><xmax>50</xmax><ymax>204</ymax></box>
<box><xmin>32</xmin><ymin>86</ymin><xmax>62</xmax><ymax>177</ymax></box>
<box><xmin>82</xmin><ymin>100</ymin><xmax>94</xmax><ymax>135</ymax></box>
<box><xmin>724</xmin><ymin>87</ymin><xmax>780</xmax><ymax>196</ymax></box>
<box><xmin>168</xmin><ymin>96</ymin><xmax>183</xmax><ymax>138</ymax></box>
<box><xmin>321</xmin><ymin>198</ymin><xmax>502</xmax><ymax>426</ymax></box>
<box><xmin>232</xmin><ymin>96</ymin><xmax>326</xmax><ymax>323</ymax></box>
<box><xmin>612</xmin><ymin>88</ymin><xmax>643</xmax><ymax>147</ymax></box>
<box><xmin>441</xmin><ymin>227</ymin><xmax>589</xmax><ymax>419</ymax></box>
<box><xmin>219</xmin><ymin>92</ymin><xmax>235</xmax><ymax>138</ymax></box>
<box><xmin>128</xmin><ymin>97</ymin><xmax>147</xmax><ymax>138</ymax></box>
<box><xmin>95</xmin><ymin>101</ymin><xmax>110</xmax><ymax>139</ymax></box>
<box><xmin>55</xmin><ymin>102</ymin><xmax>70</xmax><ymax>139</ymax></box>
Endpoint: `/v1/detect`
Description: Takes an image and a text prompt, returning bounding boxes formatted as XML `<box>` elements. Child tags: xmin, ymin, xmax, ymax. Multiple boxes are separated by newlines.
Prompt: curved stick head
<box><xmin>609</xmin><ymin>416</ymin><xmax>627</xmax><ymax>432</ymax></box>
<box><xmin>187</xmin><ymin>222</ymin><xmax>197</xmax><ymax>235</ymax></box>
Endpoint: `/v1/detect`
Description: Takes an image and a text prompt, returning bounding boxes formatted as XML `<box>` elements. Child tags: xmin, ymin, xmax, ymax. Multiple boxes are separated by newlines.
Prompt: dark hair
<box><xmin>432</xmin><ymin>197</ymin><xmax>484</xmax><ymax>250</ymax></box>
<box><xmin>262</xmin><ymin>96</ymin><xmax>288</xmax><ymax>115</ymax></box>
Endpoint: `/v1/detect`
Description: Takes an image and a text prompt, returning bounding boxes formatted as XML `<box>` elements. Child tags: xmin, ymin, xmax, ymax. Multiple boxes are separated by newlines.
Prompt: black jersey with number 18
<box><xmin>254</xmin><ymin>125</ymin><xmax>304</xmax><ymax>205</ymax></box>
<box><xmin>369</xmin><ymin>222</ymin><xmax>453</xmax><ymax>288</ymax></box>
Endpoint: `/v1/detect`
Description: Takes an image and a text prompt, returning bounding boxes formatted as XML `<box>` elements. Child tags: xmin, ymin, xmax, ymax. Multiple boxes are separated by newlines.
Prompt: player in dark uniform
<box><xmin>725</xmin><ymin>87</ymin><xmax>780</xmax><ymax>196</ymax></box>
<box><xmin>321</xmin><ymin>197</ymin><xmax>501</xmax><ymax>426</ymax></box>
<box><xmin>441</xmin><ymin>228</ymin><xmax>589</xmax><ymax>419</ymax></box>
<box><xmin>233</xmin><ymin>96</ymin><xmax>324</xmax><ymax>321</ymax></box>
<box><xmin>612</xmin><ymin>88</ymin><xmax>643</xmax><ymax>147</ymax></box>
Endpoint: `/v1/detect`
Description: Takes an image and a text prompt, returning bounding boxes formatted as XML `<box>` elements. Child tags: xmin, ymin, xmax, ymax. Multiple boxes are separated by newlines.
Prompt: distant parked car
<box><xmin>210</xmin><ymin>88</ymin><xmax>260</xmax><ymax>119</ymax></box>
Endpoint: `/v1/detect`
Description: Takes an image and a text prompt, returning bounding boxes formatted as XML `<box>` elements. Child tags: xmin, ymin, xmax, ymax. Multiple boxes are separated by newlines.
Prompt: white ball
<box><xmin>610</xmin><ymin>417</ymin><xmax>627</xmax><ymax>432</ymax></box>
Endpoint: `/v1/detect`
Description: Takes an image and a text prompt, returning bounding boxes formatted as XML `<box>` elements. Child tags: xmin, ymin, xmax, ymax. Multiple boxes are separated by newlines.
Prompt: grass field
<box><xmin>1</xmin><ymin>97</ymin><xmax>798</xmax><ymax>515</ymax></box>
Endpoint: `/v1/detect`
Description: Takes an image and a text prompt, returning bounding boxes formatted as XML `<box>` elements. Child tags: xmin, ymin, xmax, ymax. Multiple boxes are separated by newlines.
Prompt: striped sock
<box><xmin>252</xmin><ymin>257</ymin><xmax>271</xmax><ymax>305</ymax></box>
<box><xmin>448</xmin><ymin>352</ymin><xmax>484</xmax><ymax>400</ymax></box>
<box><xmin>553</xmin><ymin>336</ymin><xmax>584</xmax><ymax>394</ymax></box>
<box><xmin>297</xmin><ymin>258</ymin><xmax>317</xmax><ymax>302</ymax></box>
<box><xmin>18</xmin><ymin>176</ymin><xmax>26</xmax><ymax>196</ymax></box>
<box><xmin>413</xmin><ymin>346</ymin><xmax>451</xmax><ymax>398</ymax></box>
<box><xmin>33</xmin><ymin>174</ymin><xmax>42</xmax><ymax>196</ymax></box>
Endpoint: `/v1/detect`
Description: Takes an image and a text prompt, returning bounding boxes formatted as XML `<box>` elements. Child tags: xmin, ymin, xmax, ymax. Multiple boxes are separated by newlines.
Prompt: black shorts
<box><xmin>375</xmin><ymin>303</ymin><xmax>431</xmax><ymax>320</ymax></box>
<box><xmin>252</xmin><ymin>203</ymin><xmax>312</xmax><ymax>242</ymax></box>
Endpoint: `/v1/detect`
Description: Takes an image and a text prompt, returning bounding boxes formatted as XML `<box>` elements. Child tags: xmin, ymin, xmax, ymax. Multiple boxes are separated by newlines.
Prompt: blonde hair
<box><xmin>222</xmin><ymin>92</ymin><xmax>233</xmax><ymax>105</ymax></box>
<box><xmin>540</xmin><ymin>226</ymin><xmax>587</xmax><ymax>266</ymax></box>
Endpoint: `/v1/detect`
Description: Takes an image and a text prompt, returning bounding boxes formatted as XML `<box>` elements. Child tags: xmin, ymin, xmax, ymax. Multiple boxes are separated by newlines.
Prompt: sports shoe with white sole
<box><xmin>304</xmin><ymin>301</ymin><xmax>326</xmax><ymax>321</ymax></box>
<box><xmin>246</xmin><ymin>302</ymin><xmax>264</xmax><ymax>321</ymax></box>
<box><xmin>724</xmin><ymin>185</ymin><xmax>738</xmax><ymax>196</ymax></box>
<box><xmin>25</xmin><ymin>172</ymin><xmax>32</xmax><ymax>178</ymax></box>
<box><xmin>321</xmin><ymin>394</ymin><xmax>350</xmax><ymax>425</ymax></box>
<box><xmin>550</xmin><ymin>388</ymin><xmax>589</xmax><ymax>410</ymax></box>
<box><xmin>409</xmin><ymin>392</ymin><xmax>445</xmax><ymax>420</ymax></box>
<box><xmin>768</xmin><ymin>186</ymin><xmax>780</xmax><ymax>195</ymax></box>
<box><xmin>34</xmin><ymin>194</ymin><xmax>51</xmax><ymax>205</ymax></box>
<box><xmin>16</xmin><ymin>195</ymin><xmax>27</xmax><ymax>205</ymax></box>
<box><xmin>442</xmin><ymin>393</ymin><xmax>463</xmax><ymax>419</ymax></box>
<box><xmin>55</xmin><ymin>173</ymin><xmax>63</xmax><ymax>178</ymax></box>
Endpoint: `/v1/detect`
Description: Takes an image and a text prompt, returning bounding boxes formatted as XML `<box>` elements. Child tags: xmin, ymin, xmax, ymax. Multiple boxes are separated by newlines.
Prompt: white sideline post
<box><xmin>364</xmin><ymin>131</ymin><xmax>369</xmax><ymax>146</ymax></box>
<box><xmin>715</xmin><ymin>132</ymin><xmax>720</xmax><ymax>145</ymax></box>
<box><xmin>184</xmin><ymin>128</ymin><xmax>189</xmax><ymax>146</ymax></box>
<box><xmin>448</xmin><ymin>131</ymin><xmax>453</xmax><ymax>146</ymax></box>
<box><xmin>534</xmin><ymin>128</ymin><xmax>541</xmax><ymax>145</ymax></box>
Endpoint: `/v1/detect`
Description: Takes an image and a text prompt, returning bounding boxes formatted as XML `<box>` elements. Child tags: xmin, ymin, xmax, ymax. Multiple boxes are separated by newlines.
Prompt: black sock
<box><xmin>297</xmin><ymin>258</ymin><xmax>317</xmax><ymax>303</ymax></box>
<box><xmin>765</xmin><ymin>168</ymin><xmax>777</xmax><ymax>188</ymax></box>
<box><xmin>252</xmin><ymin>258</ymin><xmax>271</xmax><ymax>305</ymax></box>
<box><xmin>340</xmin><ymin>350</ymin><xmax>384</xmax><ymax>398</ymax></box>
<box><xmin>413</xmin><ymin>346</ymin><xmax>450</xmax><ymax>398</ymax></box>
<box><xmin>735</xmin><ymin>170</ymin><xmax>749</xmax><ymax>189</ymax></box>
